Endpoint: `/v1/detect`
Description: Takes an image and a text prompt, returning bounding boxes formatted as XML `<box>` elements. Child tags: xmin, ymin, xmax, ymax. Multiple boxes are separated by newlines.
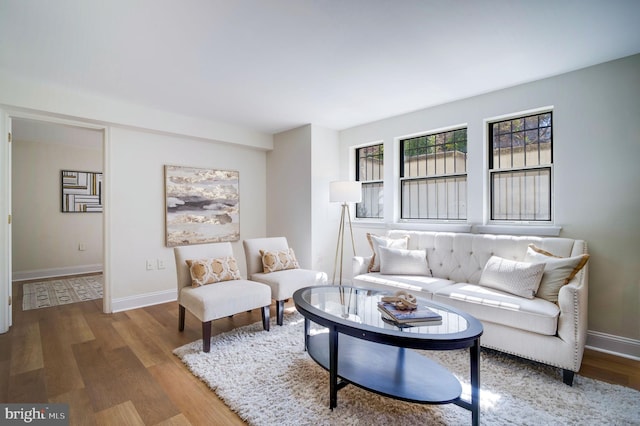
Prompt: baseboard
<box><xmin>586</xmin><ymin>330</ymin><xmax>640</xmax><ymax>361</ymax></box>
<box><xmin>12</xmin><ymin>264</ymin><xmax>103</xmax><ymax>281</ymax></box>
<box><xmin>111</xmin><ymin>289</ymin><xmax>177</xmax><ymax>313</ymax></box>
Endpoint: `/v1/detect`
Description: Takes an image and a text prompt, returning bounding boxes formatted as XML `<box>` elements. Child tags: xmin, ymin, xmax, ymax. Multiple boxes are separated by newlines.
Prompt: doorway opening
<box><xmin>9</xmin><ymin>116</ymin><xmax>108</xmax><ymax>325</ymax></box>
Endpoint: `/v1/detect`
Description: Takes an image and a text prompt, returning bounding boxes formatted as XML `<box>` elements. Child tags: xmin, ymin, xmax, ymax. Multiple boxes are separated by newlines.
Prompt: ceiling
<box><xmin>1</xmin><ymin>0</ymin><xmax>639</xmax><ymax>135</ymax></box>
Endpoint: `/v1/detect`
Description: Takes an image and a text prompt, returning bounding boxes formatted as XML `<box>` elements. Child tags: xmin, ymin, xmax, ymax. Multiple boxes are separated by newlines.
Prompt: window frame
<box><xmin>398</xmin><ymin>126</ymin><xmax>468</xmax><ymax>221</ymax></box>
<box><xmin>487</xmin><ymin>109</ymin><xmax>554</xmax><ymax>224</ymax></box>
<box><xmin>355</xmin><ymin>143</ymin><xmax>384</xmax><ymax>220</ymax></box>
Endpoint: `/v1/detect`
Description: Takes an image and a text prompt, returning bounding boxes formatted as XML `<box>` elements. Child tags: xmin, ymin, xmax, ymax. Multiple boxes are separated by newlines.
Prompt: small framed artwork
<box><xmin>164</xmin><ymin>165</ymin><xmax>240</xmax><ymax>247</ymax></box>
<box><xmin>61</xmin><ymin>170</ymin><xmax>103</xmax><ymax>213</ymax></box>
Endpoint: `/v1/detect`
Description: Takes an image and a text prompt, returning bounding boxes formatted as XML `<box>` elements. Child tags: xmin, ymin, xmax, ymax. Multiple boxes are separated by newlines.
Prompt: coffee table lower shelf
<box><xmin>307</xmin><ymin>332</ymin><xmax>463</xmax><ymax>405</ymax></box>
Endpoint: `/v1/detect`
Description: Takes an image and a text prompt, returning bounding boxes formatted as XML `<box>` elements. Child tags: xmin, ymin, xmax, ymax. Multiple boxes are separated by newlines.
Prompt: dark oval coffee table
<box><xmin>293</xmin><ymin>285</ymin><xmax>483</xmax><ymax>426</ymax></box>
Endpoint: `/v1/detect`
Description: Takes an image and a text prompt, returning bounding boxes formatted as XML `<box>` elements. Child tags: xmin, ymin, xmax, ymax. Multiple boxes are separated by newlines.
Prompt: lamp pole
<box><xmin>332</xmin><ymin>202</ymin><xmax>356</xmax><ymax>286</ymax></box>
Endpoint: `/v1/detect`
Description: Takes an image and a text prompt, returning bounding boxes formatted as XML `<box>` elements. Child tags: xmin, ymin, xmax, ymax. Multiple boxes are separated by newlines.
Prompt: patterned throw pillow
<box><xmin>260</xmin><ymin>248</ymin><xmax>300</xmax><ymax>273</ymax></box>
<box><xmin>479</xmin><ymin>256</ymin><xmax>546</xmax><ymax>299</ymax></box>
<box><xmin>186</xmin><ymin>257</ymin><xmax>241</xmax><ymax>287</ymax></box>
<box><xmin>366</xmin><ymin>233</ymin><xmax>410</xmax><ymax>273</ymax></box>
<box><xmin>524</xmin><ymin>244</ymin><xmax>590</xmax><ymax>303</ymax></box>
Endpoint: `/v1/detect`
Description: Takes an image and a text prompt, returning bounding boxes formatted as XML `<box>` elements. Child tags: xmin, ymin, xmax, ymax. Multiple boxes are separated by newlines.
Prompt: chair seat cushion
<box><xmin>179</xmin><ymin>279</ymin><xmax>271</xmax><ymax>322</ymax></box>
<box><xmin>251</xmin><ymin>269</ymin><xmax>327</xmax><ymax>300</ymax></box>
<box><xmin>433</xmin><ymin>282</ymin><xmax>560</xmax><ymax>335</ymax></box>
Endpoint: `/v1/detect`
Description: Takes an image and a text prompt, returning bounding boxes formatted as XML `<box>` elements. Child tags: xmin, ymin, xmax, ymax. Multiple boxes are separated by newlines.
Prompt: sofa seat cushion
<box><xmin>353</xmin><ymin>273</ymin><xmax>453</xmax><ymax>297</ymax></box>
<box><xmin>433</xmin><ymin>282</ymin><xmax>560</xmax><ymax>335</ymax></box>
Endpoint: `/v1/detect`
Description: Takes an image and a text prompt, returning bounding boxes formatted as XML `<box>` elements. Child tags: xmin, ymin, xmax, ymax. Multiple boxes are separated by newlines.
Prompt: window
<box><xmin>400</xmin><ymin>128</ymin><xmax>467</xmax><ymax>220</ymax></box>
<box><xmin>355</xmin><ymin>144</ymin><xmax>383</xmax><ymax>218</ymax></box>
<box><xmin>489</xmin><ymin>111</ymin><xmax>552</xmax><ymax>221</ymax></box>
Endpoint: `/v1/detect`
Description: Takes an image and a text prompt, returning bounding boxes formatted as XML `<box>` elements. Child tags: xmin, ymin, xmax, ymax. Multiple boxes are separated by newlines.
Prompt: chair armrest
<box><xmin>352</xmin><ymin>256</ymin><xmax>372</xmax><ymax>276</ymax></box>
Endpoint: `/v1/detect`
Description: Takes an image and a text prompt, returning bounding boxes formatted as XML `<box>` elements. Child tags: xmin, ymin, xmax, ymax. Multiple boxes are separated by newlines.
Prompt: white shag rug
<box><xmin>22</xmin><ymin>275</ymin><xmax>103</xmax><ymax>310</ymax></box>
<box><xmin>174</xmin><ymin>312</ymin><xmax>640</xmax><ymax>426</ymax></box>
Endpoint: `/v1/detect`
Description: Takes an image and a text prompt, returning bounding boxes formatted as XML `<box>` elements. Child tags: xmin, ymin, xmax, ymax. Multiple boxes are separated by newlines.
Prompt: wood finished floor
<box><xmin>2</xmin><ymin>277</ymin><xmax>639</xmax><ymax>425</ymax></box>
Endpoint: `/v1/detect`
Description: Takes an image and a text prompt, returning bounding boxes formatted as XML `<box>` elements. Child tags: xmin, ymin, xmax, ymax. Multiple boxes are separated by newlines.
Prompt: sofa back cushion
<box><xmin>386</xmin><ymin>230</ymin><xmax>584</xmax><ymax>285</ymax></box>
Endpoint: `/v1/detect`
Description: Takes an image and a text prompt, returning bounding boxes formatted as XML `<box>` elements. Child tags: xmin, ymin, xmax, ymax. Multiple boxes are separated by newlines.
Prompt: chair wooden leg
<box><xmin>202</xmin><ymin>321</ymin><xmax>212</xmax><ymax>353</ymax></box>
<box><xmin>261</xmin><ymin>306</ymin><xmax>270</xmax><ymax>331</ymax></box>
<box><xmin>178</xmin><ymin>305</ymin><xmax>186</xmax><ymax>331</ymax></box>
<box><xmin>276</xmin><ymin>300</ymin><xmax>285</xmax><ymax>326</ymax></box>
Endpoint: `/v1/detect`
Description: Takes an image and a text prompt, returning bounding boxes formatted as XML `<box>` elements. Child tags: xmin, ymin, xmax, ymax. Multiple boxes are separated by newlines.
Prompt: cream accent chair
<box><xmin>174</xmin><ymin>242</ymin><xmax>271</xmax><ymax>352</ymax></box>
<box><xmin>243</xmin><ymin>237</ymin><xmax>328</xmax><ymax>325</ymax></box>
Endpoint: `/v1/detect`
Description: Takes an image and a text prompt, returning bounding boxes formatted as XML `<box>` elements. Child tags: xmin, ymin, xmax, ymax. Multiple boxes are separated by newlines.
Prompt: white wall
<box><xmin>0</xmin><ymin>71</ymin><xmax>272</xmax><ymax>152</ymax></box>
<box><xmin>268</xmin><ymin>124</ymin><xmax>341</xmax><ymax>276</ymax></box>
<box><xmin>310</xmin><ymin>125</ymin><xmax>341</xmax><ymax>276</ymax></box>
<box><xmin>12</xmin><ymin>128</ymin><xmax>103</xmax><ymax>279</ymax></box>
<box><xmin>339</xmin><ymin>54</ymin><xmax>640</xmax><ymax>349</ymax></box>
<box><xmin>108</xmin><ymin>126</ymin><xmax>267</xmax><ymax>310</ymax></box>
<box><xmin>0</xmin><ymin>74</ymin><xmax>273</xmax><ymax>318</ymax></box>
<box><xmin>268</xmin><ymin>126</ymin><xmax>313</xmax><ymax>267</ymax></box>
<box><xmin>0</xmin><ymin>111</ymin><xmax>11</xmax><ymax>332</ymax></box>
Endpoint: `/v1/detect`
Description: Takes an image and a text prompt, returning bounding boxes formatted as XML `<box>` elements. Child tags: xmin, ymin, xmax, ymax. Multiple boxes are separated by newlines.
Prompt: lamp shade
<box><xmin>330</xmin><ymin>181</ymin><xmax>362</xmax><ymax>203</ymax></box>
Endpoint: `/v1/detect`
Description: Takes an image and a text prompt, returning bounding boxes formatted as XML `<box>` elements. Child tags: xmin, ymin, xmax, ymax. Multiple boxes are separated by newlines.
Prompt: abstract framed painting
<box><xmin>164</xmin><ymin>165</ymin><xmax>240</xmax><ymax>247</ymax></box>
<box><xmin>61</xmin><ymin>170</ymin><xmax>103</xmax><ymax>213</ymax></box>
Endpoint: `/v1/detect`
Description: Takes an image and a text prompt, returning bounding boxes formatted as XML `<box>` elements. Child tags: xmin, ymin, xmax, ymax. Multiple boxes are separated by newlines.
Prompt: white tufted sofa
<box><xmin>352</xmin><ymin>230</ymin><xmax>589</xmax><ymax>385</ymax></box>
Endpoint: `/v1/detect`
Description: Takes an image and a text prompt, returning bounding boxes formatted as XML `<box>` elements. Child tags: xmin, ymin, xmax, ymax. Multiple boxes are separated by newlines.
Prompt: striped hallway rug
<box><xmin>22</xmin><ymin>275</ymin><xmax>103</xmax><ymax>310</ymax></box>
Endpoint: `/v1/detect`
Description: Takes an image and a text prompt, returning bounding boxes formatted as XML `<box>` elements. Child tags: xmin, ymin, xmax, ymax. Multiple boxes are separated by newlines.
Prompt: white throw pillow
<box><xmin>378</xmin><ymin>246</ymin><xmax>431</xmax><ymax>276</ymax></box>
<box><xmin>478</xmin><ymin>256</ymin><xmax>545</xmax><ymax>299</ymax></box>
<box><xmin>524</xmin><ymin>244</ymin><xmax>590</xmax><ymax>303</ymax></box>
<box><xmin>366</xmin><ymin>233</ymin><xmax>409</xmax><ymax>272</ymax></box>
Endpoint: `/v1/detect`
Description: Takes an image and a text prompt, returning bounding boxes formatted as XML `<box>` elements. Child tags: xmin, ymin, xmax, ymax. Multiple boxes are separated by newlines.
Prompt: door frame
<box><xmin>0</xmin><ymin>110</ymin><xmax>111</xmax><ymax>333</ymax></box>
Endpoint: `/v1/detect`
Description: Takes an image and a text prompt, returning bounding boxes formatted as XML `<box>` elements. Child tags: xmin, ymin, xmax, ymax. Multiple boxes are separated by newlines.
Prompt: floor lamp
<box><xmin>330</xmin><ymin>181</ymin><xmax>362</xmax><ymax>286</ymax></box>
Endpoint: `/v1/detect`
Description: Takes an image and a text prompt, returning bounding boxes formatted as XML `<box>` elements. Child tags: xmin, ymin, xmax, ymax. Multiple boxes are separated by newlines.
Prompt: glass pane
<box><xmin>356</xmin><ymin>182</ymin><xmax>383</xmax><ymax>219</ymax></box>
<box><xmin>357</xmin><ymin>144</ymin><xmax>384</xmax><ymax>181</ymax></box>
<box><xmin>540</xmin><ymin>127</ymin><xmax>551</xmax><ymax>143</ymax></box>
<box><xmin>401</xmin><ymin>177</ymin><xmax>467</xmax><ymax>220</ymax></box>
<box><xmin>491</xmin><ymin>169</ymin><xmax>551</xmax><ymax>221</ymax></box>
<box><xmin>525</xmin><ymin>129</ymin><xmax>539</xmax><ymax>145</ymax></box>
<box><xmin>492</xmin><ymin>148</ymin><xmax>501</xmax><ymax>169</ymax></box>
<box><xmin>512</xmin><ymin>118</ymin><xmax>524</xmax><ymax>131</ymax></box>
<box><xmin>513</xmin><ymin>131</ymin><xmax>524</xmax><ymax>147</ymax></box>
<box><xmin>525</xmin><ymin>142</ymin><xmax>540</xmax><ymax>166</ymax></box>
<box><xmin>512</xmin><ymin>143</ymin><xmax>525</xmax><ymax>167</ymax></box>
<box><xmin>499</xmin><ymin>134</ymin><xmax>511</xmax><ymax>148</ymax></box>
<box><xmin>540</xmin><ymin>113</ymin><xmax>551</xmax><ymax>127</ymax></box>
<box><xmin>525</xmin><ymin>116</ymin><xmax>538</xmax><ymax>129</ymax></box>
<box><xmin>499</xmin><ymin>121</ymin><xmax>511</xmax><ymax>133</ymax></box>
<box><xmin>403</xmin><ymin>129</ymin><xmax>466</xmax><ymax>178</ymax></box>
<box><xmin>435</xmin><ymin>153</ymin><xmax>445</xmax><ymax>174</ymax></box>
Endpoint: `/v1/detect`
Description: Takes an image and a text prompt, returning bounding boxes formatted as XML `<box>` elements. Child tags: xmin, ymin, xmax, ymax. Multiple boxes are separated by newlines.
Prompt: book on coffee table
<box><xmin>377</xmin><ymin>301</ymin><xmax>442</xmax><ymax>324</ymax></box>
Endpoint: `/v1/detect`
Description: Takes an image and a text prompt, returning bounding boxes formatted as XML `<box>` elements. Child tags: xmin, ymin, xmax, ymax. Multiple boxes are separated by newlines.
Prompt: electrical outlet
<box><xmin>157</xmin><ymin>259</ymin><xmax>166</xmax><ymax>269</ymax></box>
<box><xmin>146</xmin><ymin>259</ymin><xmax>155</xmax><ymax>270</ymax></box>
